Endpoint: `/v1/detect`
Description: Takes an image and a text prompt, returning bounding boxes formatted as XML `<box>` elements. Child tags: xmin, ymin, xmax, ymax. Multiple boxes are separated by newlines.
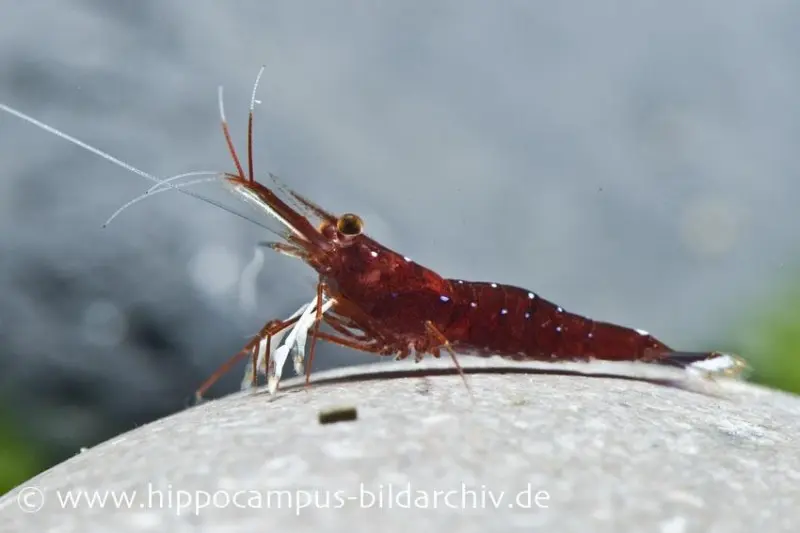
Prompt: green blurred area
<box><xmin>0</xmin><ymin>409</ymin><xmax>47</xmax><ymax>496</ymax></box>
<box><xmin>726</xmin><ymin>274</ymin><xmax>800</xmax><ymax>396</ymax></box>
<box><xmin>0</xmin><ymin>279</ymin><xmax>798</xmax><ymax>497</ymax></box>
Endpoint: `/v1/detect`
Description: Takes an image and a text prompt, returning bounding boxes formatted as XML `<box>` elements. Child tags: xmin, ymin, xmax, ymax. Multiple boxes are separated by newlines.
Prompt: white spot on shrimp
<box><xmin>588</xmin><ymin>332</ymin><xmax>594</xmax><ymax>338</ymax></box>
<box><xmin>555</xmin><ymin>326</ymin><xmax>562</xmax><ymax>332</ymax></box>
<box><xmin>457</xmin><ymin>280</ymin><xmax>464</xmax><ymax>284</ymax></box>
<box><xmin>403</xmin><ymin>256</ymin><xmax>412</xmax><ymax>262</ymax></box>
<box><xmin>439</xmin><ymin>295</ymin><xmax>450</xmax><ymax>303</ymax></box>
<box><xmin>635</xmin><ymin>328</ymin><xmax>649</xmax><ymax>336</ymax></box>
<box><xmin>524</xmin><ymin>312</ymin><xmax>531</xmax><ymax>319</ymax></box>
<box><xmin>370</xmin><ymin>250</ymin><xmax>378</xmax><ymax>258</ymax></box>
<box><xmin>490</xmin><ymin>283</ymin><xmax>498</xmax><ymax>288</ymax></box>
<box><xmin>470</xmin><ymin>302</ymin><xmax>478</xmax><ymax>308</ymax></box>
<box><xmin>500</xmin><ymin>308</ymin><xmax>508</xmax><ymax>315</ymax></box>
<box><xmin>527</xmin><ymin>292</ymin><xmax>535</xmax><ymax>299</ymax></box>
<box><xmin>556</xmin><ymin>307</ymin><xmax>563</xmax><ymax>313</ymax></box>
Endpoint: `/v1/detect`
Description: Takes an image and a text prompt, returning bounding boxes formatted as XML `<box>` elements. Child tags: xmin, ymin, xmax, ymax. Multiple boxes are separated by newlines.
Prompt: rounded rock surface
<box><xmin>1</xmin><ymin>358</ymin><xmax>797</xmax><ymax>533</ymax></box>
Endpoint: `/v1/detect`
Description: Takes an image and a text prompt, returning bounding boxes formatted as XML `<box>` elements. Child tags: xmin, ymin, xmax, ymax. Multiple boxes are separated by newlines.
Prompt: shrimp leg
<box><xmin>424</xmin><ymin>321</ymin><xmax>473</xmax><ymax>398</ymax></box>
<box><xmin>195</xmin><ymin>314</ymin><xmax>301</xmax><ymax>403</ymax></box>
<box><xmin>303</xmin><ymin>281</ymin><xmax>327</xmax><ymax>386</ymax></box>
<box><xmin>242</xmin><ymin>300</ymin><xmax>316</xmax><ymax>390</ymax></box>
<box><xmin>266</xmin><ymin>293</ymin><xmax>336</xmax><ymax>394</ymax></box>
<box><xmin>266</xmin><ymin>331</ymin><xmax>385</xmax><ymax>393</ymax></box>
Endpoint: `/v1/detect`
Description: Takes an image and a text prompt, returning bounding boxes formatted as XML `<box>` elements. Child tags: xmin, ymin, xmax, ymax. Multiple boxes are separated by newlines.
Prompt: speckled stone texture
<box><xmin>1</xmin><ymin>358</ymin><xmax>798</xmax><ymax>533</ymax></box>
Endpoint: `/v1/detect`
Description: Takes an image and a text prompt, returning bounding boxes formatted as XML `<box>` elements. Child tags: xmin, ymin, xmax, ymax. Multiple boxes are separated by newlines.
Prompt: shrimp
<box><xmin>0</xmin><ymin>69</ymin><xmax>748</xmax><ymax>402</ymax></box>
<box><xmin>194</xmin><ymin>70</ymin><xmax>749</xmax><ymax>399</ymax></box>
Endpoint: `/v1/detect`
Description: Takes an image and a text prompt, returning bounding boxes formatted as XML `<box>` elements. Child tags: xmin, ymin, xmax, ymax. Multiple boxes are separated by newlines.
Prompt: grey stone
<box><xmin>1</xmin><ymin>358</ymin><xmax>798</xmax><ymax>532</ymax></box>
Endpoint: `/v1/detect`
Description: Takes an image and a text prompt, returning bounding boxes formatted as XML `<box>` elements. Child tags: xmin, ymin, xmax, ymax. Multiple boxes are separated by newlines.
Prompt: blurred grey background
<box><xmin>1</xmin><ymin>0</ymin><xmax>798</xmax><ymax>471</ymax></box>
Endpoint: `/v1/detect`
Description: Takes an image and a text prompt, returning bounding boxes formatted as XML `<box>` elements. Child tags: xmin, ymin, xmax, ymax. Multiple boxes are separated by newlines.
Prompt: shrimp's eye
<box><xmin>336</xmin><ymin>213</ymin><xmax>364</xmax><ymax>237</ymax></box>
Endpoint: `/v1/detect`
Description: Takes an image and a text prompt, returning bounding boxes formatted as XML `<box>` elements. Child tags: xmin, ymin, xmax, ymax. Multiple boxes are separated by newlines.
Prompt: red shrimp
<box><xmin>193</xmin><ymin>73</ymin><xmax>747</xmax><ymax>399</ymax></box>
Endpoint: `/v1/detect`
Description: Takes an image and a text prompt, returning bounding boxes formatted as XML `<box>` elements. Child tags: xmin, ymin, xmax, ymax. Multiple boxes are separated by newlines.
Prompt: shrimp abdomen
<box><xmin>443</xmin><ymin>281</ymin><xmax>671</xmax><ymax>362</ymax></box>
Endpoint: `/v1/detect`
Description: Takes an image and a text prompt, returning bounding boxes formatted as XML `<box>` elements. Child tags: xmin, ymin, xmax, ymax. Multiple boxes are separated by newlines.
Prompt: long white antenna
<box><xmin>103</xmin><ymin>171</ymin><xmax>221</xmax><ymax>227</ymax></box>
<box><xmin>0</xmin><ymin>102</ymin><xmax>274</xmax><ymax>232</ymax></box>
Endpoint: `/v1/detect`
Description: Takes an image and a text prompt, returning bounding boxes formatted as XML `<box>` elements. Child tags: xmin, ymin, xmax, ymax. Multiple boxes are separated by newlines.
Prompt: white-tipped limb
<box><xmin>239</xmin><ymin>301</ymin><xmax>308</xmax><ymax>392</ymax></box>
<box><xmin>267</xmin><ymin>295</ymin><xmax>336</xmax><ymax>394</ymax></box>
<box><xmin>239</xmin><ymin>294</ymin><xmax>335</xmax><ymax>395</ymax></box>
<box><xmin>289</xmin><ymin>296</ymin><xmax>336</xmax><ymax>376</ymax></box>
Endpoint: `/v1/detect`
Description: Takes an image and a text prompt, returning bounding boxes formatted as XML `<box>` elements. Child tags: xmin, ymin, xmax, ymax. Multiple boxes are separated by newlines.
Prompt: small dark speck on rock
<box><xmin>318</xmin><ymin>405</ymin><xmax>358</xmax><ymax>425</ymax></box>
<box><xmin>415</xmin><ymin>378</ymin><xmax>432</xmax><ymax>395</ymax></box>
